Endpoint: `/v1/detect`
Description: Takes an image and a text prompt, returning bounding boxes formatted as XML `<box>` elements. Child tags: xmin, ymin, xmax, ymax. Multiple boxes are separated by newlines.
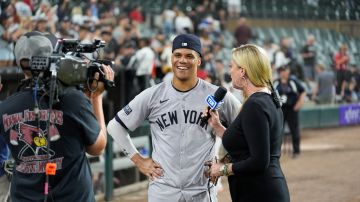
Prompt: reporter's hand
<box><xmin>209</xmin><ymin>162</ymin><xmax>223</xmax><ymax>178</ymax></box>
<box><xmin>202</xmin><ymin>108</ymin><xmax>226</xmax><ymax>138</ymax></box>
<box><xmin>204</xmin><ymin>160</ymin><xmax>220</xmax><ymax>184</ymax></box>
<box><xmin>202</xmin><ymin>108</ymin><xmax>221</xmax><ymax>128</ymax></box>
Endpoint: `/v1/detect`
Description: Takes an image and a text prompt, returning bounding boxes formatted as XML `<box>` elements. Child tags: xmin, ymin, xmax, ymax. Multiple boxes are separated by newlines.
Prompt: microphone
<box><xmin>200</xmin><ymin>86</ymin><xmax>227</xmax><ymax>127</ymax></box>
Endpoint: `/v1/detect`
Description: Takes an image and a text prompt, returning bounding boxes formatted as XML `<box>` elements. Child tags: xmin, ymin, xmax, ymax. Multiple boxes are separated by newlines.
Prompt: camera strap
<box><xmin>43</xmin><ymin>65</ymin><xmax>58</xmax><ymax>202</ymax></box>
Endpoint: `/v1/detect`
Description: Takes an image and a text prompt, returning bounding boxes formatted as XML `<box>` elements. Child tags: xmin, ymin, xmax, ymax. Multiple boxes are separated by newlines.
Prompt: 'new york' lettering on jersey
<box><xmin>154</xmin><ymin>109</ymin><xmax>206</xmax><ymax>131</ymax></box>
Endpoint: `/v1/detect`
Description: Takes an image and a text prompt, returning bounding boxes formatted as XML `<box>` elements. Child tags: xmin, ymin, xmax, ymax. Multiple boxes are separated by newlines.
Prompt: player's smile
<box><xmin>176</xmin><ymin>66</ymin><xmax>189</xmax><ymax>70</ymax></box>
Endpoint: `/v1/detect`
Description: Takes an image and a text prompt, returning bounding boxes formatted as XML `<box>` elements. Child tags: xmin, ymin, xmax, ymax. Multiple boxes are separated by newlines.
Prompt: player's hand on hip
<box><xmin>134</xmin><ymin>156</ymin><xmax>163</xmax><ymax>180</ymax></box>
<box><xmin>204</xmin><ymin>160</ymin><xmax>213</xmax><ymax>178</ymax></box>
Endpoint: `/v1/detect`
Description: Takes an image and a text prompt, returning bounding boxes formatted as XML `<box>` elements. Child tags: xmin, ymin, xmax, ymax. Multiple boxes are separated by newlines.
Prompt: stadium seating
<box><xmin>251</xmin><ymin>27</ymin><xmax>360</xmax><ymax>69</ymax></box>
<box><xmin>240</xmin><ymin>0</ymin><xmax>360</xmax><ymax>20</ymax></box>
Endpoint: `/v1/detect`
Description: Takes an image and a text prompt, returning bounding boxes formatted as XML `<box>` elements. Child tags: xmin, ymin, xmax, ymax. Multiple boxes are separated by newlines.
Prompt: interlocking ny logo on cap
<box><xmin>182</xmin><ymin>42</ymin><xmax>187</xmax><ymax>46</ymax></box>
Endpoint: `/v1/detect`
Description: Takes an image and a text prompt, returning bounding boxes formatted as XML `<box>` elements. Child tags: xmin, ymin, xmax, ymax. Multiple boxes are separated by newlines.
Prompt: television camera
<box><xmin>29</xmin><ymin>38</ymin><xmax>114</xmax><ymax>91</ymax></box>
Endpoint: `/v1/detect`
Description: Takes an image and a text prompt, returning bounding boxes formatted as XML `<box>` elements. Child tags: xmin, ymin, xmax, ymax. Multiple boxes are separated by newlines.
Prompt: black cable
<box><xmin>33</xmin><ymin>77</ymin><xmax>42</xmax><ymax>132</ymax></box>
<box><xmin>44</xmin><ymin>68</ymin><xmax>57</xmax><ymax>202</ymax></box>
<box><xmin>28</xmin><ymin>74</ymin><xmax>54</xmax><ymax>202</ymax></box>
<box><xmin>208</xmin><ymin>179</ymin><xmax>213</xmax><ymax>202</ymax></box>
<box><xmin>206</xmin><ymin>136</ymin><xmax>216</xmax><ymax>202</ymax></box>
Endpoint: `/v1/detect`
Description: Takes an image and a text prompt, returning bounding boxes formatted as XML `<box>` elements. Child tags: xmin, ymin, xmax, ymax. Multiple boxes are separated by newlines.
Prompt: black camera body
<box><xmin>29</xmin><ymin>39</ymin><xmax>113</xmax><ymax>88</ymax></box>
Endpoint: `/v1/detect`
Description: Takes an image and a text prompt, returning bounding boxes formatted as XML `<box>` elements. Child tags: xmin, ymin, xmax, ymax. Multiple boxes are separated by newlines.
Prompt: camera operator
<box><xmin>0</xmin><ymin>31</ymin><xmax>114</xmax><ymax>201</ymax></box>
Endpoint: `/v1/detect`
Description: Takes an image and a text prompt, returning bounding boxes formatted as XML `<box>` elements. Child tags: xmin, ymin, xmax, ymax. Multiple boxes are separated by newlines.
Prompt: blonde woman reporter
<box><xmin>206</xmin><ymin>44</ymin><xmax>290</xmax><ymax>202</ymax></box>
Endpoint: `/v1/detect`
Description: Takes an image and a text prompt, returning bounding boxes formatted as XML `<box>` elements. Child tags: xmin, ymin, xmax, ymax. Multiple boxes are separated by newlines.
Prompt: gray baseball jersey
<box><xmin>115</xmin><ymin>79</ymin><xmax>240</xmax><ymax>202</ymax></box>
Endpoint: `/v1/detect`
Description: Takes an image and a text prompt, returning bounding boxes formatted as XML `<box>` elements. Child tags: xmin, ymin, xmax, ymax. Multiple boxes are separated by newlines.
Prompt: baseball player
<box><xmin>107</xmin><ymin>34</ymin><xmax>240</xmax><ymax>202</ymax></box>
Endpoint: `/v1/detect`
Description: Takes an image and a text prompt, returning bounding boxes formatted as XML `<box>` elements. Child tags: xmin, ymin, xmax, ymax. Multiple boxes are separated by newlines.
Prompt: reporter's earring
<box><xmin>239</xmin><ymin>76</ymin><xmax>247</xmax><ymax>88</ymax></box>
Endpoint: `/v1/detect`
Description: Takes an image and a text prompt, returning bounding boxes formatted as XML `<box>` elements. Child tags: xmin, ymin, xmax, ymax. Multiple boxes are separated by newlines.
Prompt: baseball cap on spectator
<box><xmin>172</xmin><ymin>34</ymin><xmax>202</xmax><ymax>57</ymax></box>
<box><xmin>14</xmin><ymin>31</ymin><xmax>53</xmax><ymax>68</ymax></box>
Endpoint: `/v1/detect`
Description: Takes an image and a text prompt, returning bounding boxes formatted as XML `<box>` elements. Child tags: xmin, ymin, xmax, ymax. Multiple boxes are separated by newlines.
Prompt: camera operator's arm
<box><xmin>85</xmin><ymin>64</ymin><xmax>114</xmax><ymax>156</ymax></box>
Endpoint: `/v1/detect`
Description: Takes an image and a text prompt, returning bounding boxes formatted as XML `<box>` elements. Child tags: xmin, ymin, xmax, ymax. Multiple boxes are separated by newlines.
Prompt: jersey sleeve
<box><xmin>115</xmin><ymin>87</ymin><xmax>153</xmax><ymax>131</ymax></box>
<box><xmin>219</xmin><ymin>92</ymin><xmax>241</xmax><ymax>126</ymax></box>
<box><xmin>232</xmin><ymin>100</ymin><xmax>271</xmax><ymax>175</ymax></box>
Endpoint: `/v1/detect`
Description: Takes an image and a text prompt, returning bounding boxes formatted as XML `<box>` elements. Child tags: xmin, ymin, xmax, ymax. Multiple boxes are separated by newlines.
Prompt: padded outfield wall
<box><xmin>300</xmin><ymin>103</ymin><xmax>360</xmax><ymax>129</ymax></box>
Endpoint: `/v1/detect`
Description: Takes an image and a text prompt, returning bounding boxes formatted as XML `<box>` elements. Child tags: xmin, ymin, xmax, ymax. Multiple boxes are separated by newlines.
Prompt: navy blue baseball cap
<box><xmin>172</xmin><ymin>34</ymin><xmax>202</xmax><ymax>57</ymax></box>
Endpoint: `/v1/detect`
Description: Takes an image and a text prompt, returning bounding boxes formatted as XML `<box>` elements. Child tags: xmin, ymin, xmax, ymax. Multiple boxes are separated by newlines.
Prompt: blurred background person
<box><xmin>233</xmin><ymin>17</ymin><xmax>252</xmax><ymax>47</ymax></box>
<box><xmin>349</xmin><ymin>64</ymin><xmax>360</xmax><ymax>101</ymax></box>
<box><xmin>227</xmin><ymin>0</ymin><xmax>241</xmax><ymax>19</ymax></box>
<box><xmin>333</xmin><ymin>44</ymin><xmax>350</xmax><ymax>99</ymax></box>
<box><xmin>274</xmin><ymin>65</ymin><xmax>306</xmax><ymax>158</ymax></box>
<box><xmin>343</xmin><ymin>78</ymin><xmax>358</xmax><ymax>103</ymax></box>
<box><xmin>301</xmin><ymin>34</ymin><xmax>317</xmax><ymax>83</ymax></box>
<box><xmin>161</xmin><ymin>5</ymin><xmax>177</xmax><ymax>38</ymax></box>
<box><xmin>127</xmin><ymin>37</ymin><xmax>156</xmax><ymax>93</ymax></box>
<box><xmin>174</xmin><ymin>11</ymin><xmax>194</xmax><ymax>34</ymax></box>
<box><xmin>312</xmin><ymin>64</ymin><xmax>336</xmax><ymax>104</ymax></box>
<box><xmin>0</xmin><ymin>12</ymin><xmax>19</xmax><ymax>67</ymax></box>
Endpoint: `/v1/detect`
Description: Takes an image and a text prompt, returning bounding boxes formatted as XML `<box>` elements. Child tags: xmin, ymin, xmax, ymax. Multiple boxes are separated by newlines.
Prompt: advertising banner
<box><xmin>339</xmin><ymin>104</ymin><xmax>360</xmax><ymax>125</ymax></box>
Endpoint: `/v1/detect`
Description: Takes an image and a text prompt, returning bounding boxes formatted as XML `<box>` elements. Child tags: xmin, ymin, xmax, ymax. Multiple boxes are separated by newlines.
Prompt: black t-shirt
<box><xmin>0</xmin><ymin>87</ymin><xmax>100</xmax><ymax>202</ymax></box>
<box><xmin>301</xmin><ymin>44</ymin><xmax>316</xmax><ymax>66</ymax></box>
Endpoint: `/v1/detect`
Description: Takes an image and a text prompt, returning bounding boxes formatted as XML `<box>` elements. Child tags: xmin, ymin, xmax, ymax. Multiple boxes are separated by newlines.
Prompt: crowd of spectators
<box><xmin>0</xmin><ymin>0</ymin><xmax>359</xmax><ymax>106</ymax></box>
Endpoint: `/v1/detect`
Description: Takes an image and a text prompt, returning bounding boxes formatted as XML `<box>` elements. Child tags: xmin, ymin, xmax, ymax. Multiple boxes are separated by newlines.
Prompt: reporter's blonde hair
<box><xmin>232</xmin><ymin>44</ymin><xmax>272</xmax><ymax>89</ymax></box>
